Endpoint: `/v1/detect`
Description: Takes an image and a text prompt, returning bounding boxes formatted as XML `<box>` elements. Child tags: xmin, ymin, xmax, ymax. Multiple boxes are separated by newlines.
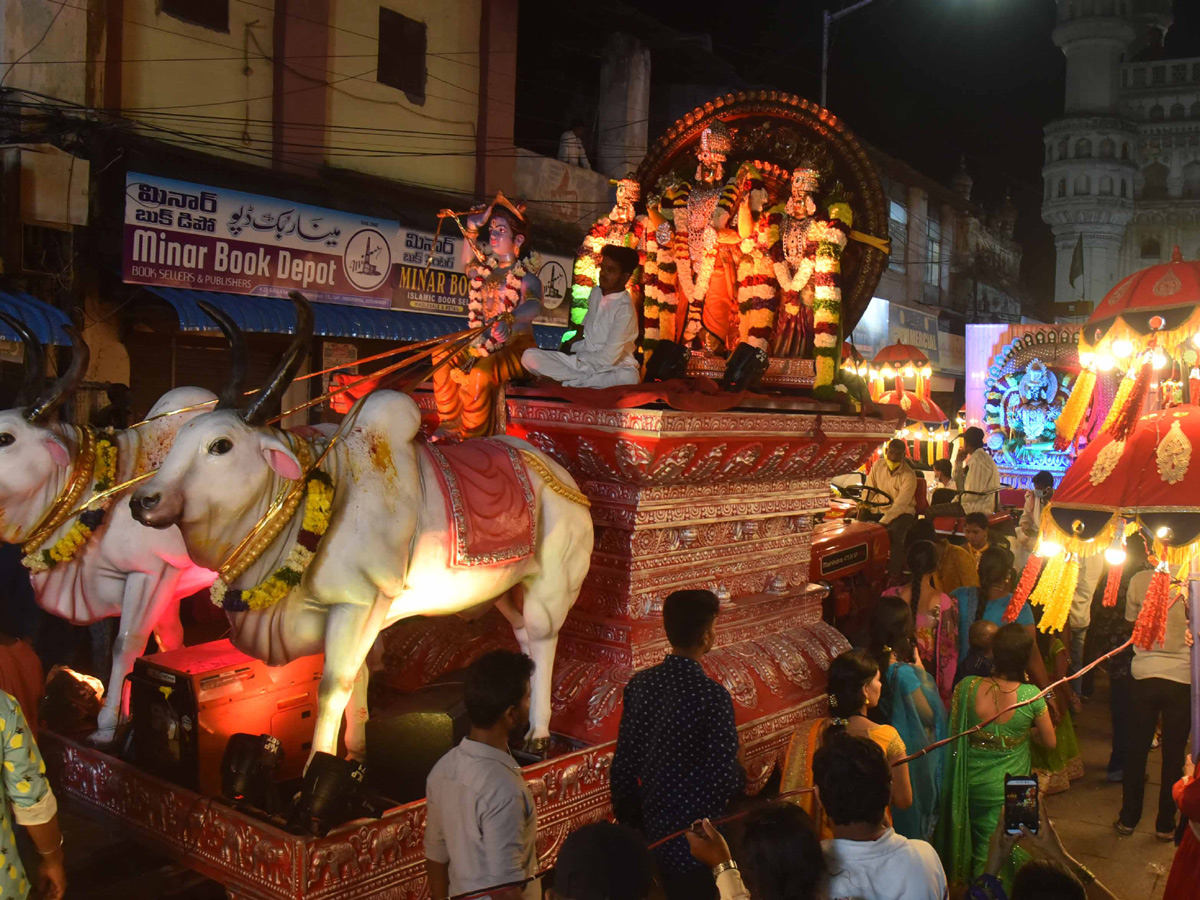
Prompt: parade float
<box><xmin>23</xmin><ymin>90</ymin><xmax>897</xmax><ymax>899</ymax></box>
<box><xmin>964</xmin><ymin>324</ymin><xmax>1081</xmax><ymax>490</ymax></box>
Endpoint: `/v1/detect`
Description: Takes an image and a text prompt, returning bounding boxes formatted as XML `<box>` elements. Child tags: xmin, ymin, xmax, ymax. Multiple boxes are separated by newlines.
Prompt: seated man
<box><xmin>523</xmin><ymin>245</ymin><xmax>641</xmax><ymax>389</ymax></box>
<box><xmin>815</xmin><ymin>732</ymin><xmax>947</xmax><ymax>900</ymax></box>
<box><xmin>863</xmin><ymin>439</ymin><xmax>918</xmax><ymax>577</ymax></box>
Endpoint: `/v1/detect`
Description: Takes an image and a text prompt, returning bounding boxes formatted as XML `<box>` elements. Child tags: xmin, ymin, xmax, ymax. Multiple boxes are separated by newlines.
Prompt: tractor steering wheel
<box><xmin>835</xmin><ymin>483</ymin><xmax>894</xmax><ymax>510</ymax></box>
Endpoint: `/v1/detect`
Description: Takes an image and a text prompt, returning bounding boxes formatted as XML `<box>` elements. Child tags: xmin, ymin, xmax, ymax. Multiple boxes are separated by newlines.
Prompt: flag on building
<box><xmin>1068</xmin><ymin>234</ymin><xmax>1084</xmax><ymax>289</ymax></box>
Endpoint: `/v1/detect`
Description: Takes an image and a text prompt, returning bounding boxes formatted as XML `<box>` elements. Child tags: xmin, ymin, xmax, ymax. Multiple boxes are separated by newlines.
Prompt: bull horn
<box><xmin>26</xmin><ymin>325</ymin><xmax>89</xmax><ymax>424</ymax></box>
<box><xmin>0</xmin><ymin>310</ymin><xmax>47</xmax><ymax>409</ymax></box>
<box><xmin>240</xmin><ymin>291</ymin><xmax>313</xmax><ymax>426</ymax></box>
<box><xmin>197</xmin><ymin>300</ymin><xmax>247</xmax><ymax>410</ymax></box>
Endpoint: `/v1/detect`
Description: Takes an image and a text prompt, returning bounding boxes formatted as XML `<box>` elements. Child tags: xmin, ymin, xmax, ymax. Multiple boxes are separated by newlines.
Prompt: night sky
<box><xmin>518</xmin><ymin>0</ymin><xmax>1200</xmax><ymax>309</ymax></box>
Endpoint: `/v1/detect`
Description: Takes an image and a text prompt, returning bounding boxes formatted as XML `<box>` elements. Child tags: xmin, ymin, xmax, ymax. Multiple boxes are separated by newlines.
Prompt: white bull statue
<box><xmin>130</xmin><ymin>296</ymin><xmax>594</xmax><ymax>765</ymax></box>
<box><xmin>0</xmin><ymin>313</ymin><xmax>217</xmax><ymax>742</ymax></box>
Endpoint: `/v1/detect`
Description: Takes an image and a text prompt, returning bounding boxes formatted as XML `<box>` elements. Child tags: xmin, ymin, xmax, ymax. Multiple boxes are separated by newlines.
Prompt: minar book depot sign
<box><xmin>122</xmin><ymin>172</ymin><xmax>572</xmax><ymax>326</ymax></box>
<box><xmin>122</xmin><ymin>172</ymin><xmax>399</xmax><ymax>308</ymax></box>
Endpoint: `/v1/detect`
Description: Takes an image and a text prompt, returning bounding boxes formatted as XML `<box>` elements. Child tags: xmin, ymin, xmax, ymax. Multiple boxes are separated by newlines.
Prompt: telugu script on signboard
<box><xmin>122</xmin><ymin>173</ymin><xmax>399</xmax><ymax>308</ymax></box>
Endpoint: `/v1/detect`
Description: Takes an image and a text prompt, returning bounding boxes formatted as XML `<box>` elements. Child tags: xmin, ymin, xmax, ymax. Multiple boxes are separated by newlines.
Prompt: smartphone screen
<box><xmin>1004</xmin><ymin>776</ymin><xmax>1039</xmax><ymax>835</ymax></box>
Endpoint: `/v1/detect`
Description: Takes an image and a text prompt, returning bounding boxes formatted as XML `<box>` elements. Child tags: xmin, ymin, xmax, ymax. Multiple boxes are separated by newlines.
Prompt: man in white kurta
<box><xmin>523</xmin><ymin>245</ymin><xmax>640</xmax><ymax>388</ymax></box>
<box><xmin>954</xmin><ymin>427</ymin><xmax>1001</xmax><ymax>515</ymax></box>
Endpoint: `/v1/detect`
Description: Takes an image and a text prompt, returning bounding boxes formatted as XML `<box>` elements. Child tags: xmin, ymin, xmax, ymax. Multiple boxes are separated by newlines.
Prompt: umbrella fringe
<box><xmin>1038</xmin><ymin>507</ymin><xmax>1118</xmax><ymax>559</ymax></box>
<box><xmin>1081</xmin><ymin>305</ymin><xmax>1200</xmax><ymax>360</ymax></box>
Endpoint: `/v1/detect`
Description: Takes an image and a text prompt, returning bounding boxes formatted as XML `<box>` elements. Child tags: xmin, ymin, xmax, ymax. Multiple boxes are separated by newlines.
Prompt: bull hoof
<box><xmin>522</xmin><ymin>736</ymin><xmax>550</xmax><ymax>758</ymax></box>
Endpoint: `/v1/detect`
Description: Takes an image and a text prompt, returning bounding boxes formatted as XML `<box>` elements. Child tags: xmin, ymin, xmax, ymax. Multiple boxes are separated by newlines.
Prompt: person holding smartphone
<box><xmin>967</xmin><ymin>803</ymin><xmax>1120</xmax><ymax>900</ymax></box>
<box><xmin>934</xmin><ymin>624</ymin><xmax>1056</xmax><ymax>888</ymax></box>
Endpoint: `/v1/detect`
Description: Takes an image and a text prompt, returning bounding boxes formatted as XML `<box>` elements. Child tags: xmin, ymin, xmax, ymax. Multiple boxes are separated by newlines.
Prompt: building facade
<box><xmin>851</xmin><ymin>150</ymin><xmax>1028</xmax><ymax>408</ymax></box>
<box><xmin>1041</xmin><ymin>0</ymin><xmax>1200</xmax><ymax>307</ymax></box>
<box><xmin>0</xmin><ymin>0</ymin><xmax>611</xmax><ymax>417</ymax></box>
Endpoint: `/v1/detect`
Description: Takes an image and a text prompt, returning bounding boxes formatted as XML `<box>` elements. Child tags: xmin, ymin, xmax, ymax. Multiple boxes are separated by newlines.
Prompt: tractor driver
<box><xmin>862</xmin><ymin>439</ymin><xmax>918</xmax><ymax>577</ymax></box>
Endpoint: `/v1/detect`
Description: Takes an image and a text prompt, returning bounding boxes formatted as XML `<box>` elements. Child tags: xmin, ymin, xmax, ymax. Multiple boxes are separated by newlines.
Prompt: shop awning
<box><xmin>0</xmin><ymin>292</ymin><xmax>73</xmax><ymax>345</ymax></box>
<box><xmin>143</xmin><ymin>287</ymin><xmax>565</xmax><ymax>349</ymax></box>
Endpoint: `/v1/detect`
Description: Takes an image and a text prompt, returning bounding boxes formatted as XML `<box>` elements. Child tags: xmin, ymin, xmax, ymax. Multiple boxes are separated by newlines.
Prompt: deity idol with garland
<box><xmin>764</xmin><ymin>165</ymin><xmax>850</xmax><ymax>363</ymax></box>
<box><xmin>646</xmin><ymin>120</ymin><xmax>769</xmax><ymax>354</ymax></box>
<box><xmin>433</xmin><ymin>193</ymin><xmax>542</xmax><ymax>439</ymax></box>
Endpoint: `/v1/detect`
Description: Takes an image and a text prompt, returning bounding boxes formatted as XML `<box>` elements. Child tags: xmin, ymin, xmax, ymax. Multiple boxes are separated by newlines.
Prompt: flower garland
<box><xmin>735</xmin><ymin>205</ymin><xmax>779</xmax><ymax>353</ymax></box>
<box><xmin>467</xmin><ymin>254</ymin><xmax>538</xmax><ymax>356</ymax></box>
<box><xmin>645</xmin><ymin>223</ymin><xmax>676</xmax><ymax>349</ymax></box>
<box><xmin>23</xmin><ymin>436</ymin><xmax>118</xmax><ymax>573</ymax></box>
<box><xmin>812</xmin><ymin>203</ymin><xmax>852</xmax><ymax>399</ymax></box>
<box><xmin>211</xmin><ymin>470</ymin><xmax>335</xmax><ymax>612</ymax></box>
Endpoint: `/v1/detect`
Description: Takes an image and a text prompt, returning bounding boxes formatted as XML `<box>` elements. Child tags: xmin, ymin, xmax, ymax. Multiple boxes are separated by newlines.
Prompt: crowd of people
<box><xmin>419</xmin><ymin>446</ymin><xmax>1199</xmax><ymax>900</ymax></box>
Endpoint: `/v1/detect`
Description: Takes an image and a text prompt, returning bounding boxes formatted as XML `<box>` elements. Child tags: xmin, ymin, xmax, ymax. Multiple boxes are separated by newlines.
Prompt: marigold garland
<box><xmin>1006</xmin><ymin>555</ymin><xmax>1044</xmax><ymax>622</ymax></box>
<box><xmin>1131</xmin><ymin>566</ymin><xmax>1172</xmax><ymax>650</ymax></box>
<box><xmin>1100</xmin><ymin>561</ymin><xmax>1122</xmax><ymax>608</ymax></box>
<box><xmin>211</xmin><ymin>470</ymin><xmax>335</xmax><ymax>612</ymax></box>
<box><xmin>1101</xmin><ymin>357</ymin><xmax>1152</xmax><ymax>441</ymax></box>
<box><xmin>1054</xmin><ymin>366</ymin><xmax>1095</xmax><ymax>450</ymax></box>
<box><xmin>1037</xmin><ymin>555</ymin><xmax>1079</xmax><ymax>634</ymax></box>
<box><xmin>813</xmin><ymin>204</ymin><xmax>851</xmax><ymax>399</ymax></box>
<box><xmin>22</xmin><ymin>437</ymin><xmax>118</xmax><ymax>573</ymax></box>
<box><xmin>1028</xmin><ymin>552</ymin><xmax>1067</xmax><ymax>610</ymax></box>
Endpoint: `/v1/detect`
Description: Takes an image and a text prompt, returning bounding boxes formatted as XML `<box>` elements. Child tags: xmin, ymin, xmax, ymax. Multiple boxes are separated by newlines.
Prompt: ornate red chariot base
<box><xmin>40</xmin><ymin>394</ymin><xmax>893</xmax><ymax>898</ymax></box>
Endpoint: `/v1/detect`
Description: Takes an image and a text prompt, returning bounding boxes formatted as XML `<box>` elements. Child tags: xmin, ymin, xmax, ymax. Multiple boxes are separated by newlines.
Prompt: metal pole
<box><xmin>822</xmin><ymin>0</ymin><xmax>878</xmax><ymax>110</ymax></box>
<box><xmin>821</xmin><ymin>10</ymin><xmax>831</xmax><ymax>109</ymax></box>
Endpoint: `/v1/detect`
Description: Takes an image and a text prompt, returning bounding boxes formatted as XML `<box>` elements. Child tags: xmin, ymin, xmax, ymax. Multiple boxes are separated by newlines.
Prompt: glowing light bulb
<box><xmin>1153</xmin><ymin>352</ymin><xmax>1167</xmax><ymax>370</ymax></box>
<box><xmin>1156</xmin><ymin>525</ymin><xmax>1173</xmax><ymax>540</ymax></box>
<box><xmin>903</xmin><ymin>365</ymin><xmax>916</xmax><ymax>378</ymax></box>
<box><xmin>1036</xmin><ymin>540</ymin><xmax>1063</xmax><ymax>558</ymax></box>
<box><xmin>1113</xmin><ymin>340</ymin><xmax>1134</xmax><ymax>359</ymax></box>
<box><xmin>1097</xmin><ymin>354</ymin><xmax>1116</xmax><ymax>372</ymax></box>
<box><xmin>1079</xmin><ymin>351</ymin><xmax>1095</xmax><ymax>368</ymax></box>
<box><xmin>1193</xmin><ymin>332</ymin><xmax>1200</xmax><ymax>349</ymax></box>
<box><xmin>882</xmin><ymin>365</ymin><xmax>895</xmax><ymax>379</ymax></box>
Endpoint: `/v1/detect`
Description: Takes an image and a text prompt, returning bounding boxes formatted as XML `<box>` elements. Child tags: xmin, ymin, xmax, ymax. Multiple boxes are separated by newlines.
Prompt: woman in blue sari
<box><xmin>869</xmin><ymin>594</ymin><xmax>949</xmax><ymax>840</ymax></box>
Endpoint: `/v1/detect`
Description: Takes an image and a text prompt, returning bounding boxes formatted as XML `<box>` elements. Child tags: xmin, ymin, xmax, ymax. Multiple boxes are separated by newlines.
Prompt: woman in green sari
<box><xmin>869</xmin><ymin>595</ymin><xmax>948</xmax><ymax>840</ymax></box>
<box><xmin>935</xmin><ymin>623</ymin><xmax>1057</xmax><ymax>887</ymax></box>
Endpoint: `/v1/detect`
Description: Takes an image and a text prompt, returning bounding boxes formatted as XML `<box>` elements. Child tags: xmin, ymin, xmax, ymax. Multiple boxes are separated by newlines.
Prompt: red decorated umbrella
<box><xmin>1058</xmin><ymin>247</ymin><xmax>1200</xmax><ymax>448</ymax></box>
<box><xmin>869</xmin><ymin>341</ymin><xmax>934</xmax><ymax>402</ymax></box>
<box><xmin>1013</xmin><ymin>405</ymin><xmax>1200</xmax><ymax>650</ymax></box>
<box><xmin>875</xmin><ymin>385</ymin><xmax>948</xmax><ymax>425</ymax></box>
<box><xmin>1031</xmin><ymin>404</ymin><xmax>1200</xmax><ymax>750</ymax></box>
<box><xmin>872</xmin><ymin>341</ymin><xmax>929</xmax><ymax>368</ymax></box>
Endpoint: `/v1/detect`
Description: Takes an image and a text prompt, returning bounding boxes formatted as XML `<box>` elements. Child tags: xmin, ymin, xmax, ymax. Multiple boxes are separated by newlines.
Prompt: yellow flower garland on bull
<box><xmin>22</xmin><ymin>433</ymin><xmax>119</xmax><ymax>573</ymax></box>
<box><xmin>210</xmin><ymin>469</ymin><xmax>336</xmax><ymax>612</ymax></box>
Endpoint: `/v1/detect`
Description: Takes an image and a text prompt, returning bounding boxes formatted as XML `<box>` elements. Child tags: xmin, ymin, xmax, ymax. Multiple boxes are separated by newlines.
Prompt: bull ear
<box><xmin>43</xmin><ymin>433</ymin><xmax>71</xmax><ymax>468</ymax></box>
<box><xmin>259</xmin><ymin>433</ymin><xmax>302</xmax><ymax>481</ymax></box>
